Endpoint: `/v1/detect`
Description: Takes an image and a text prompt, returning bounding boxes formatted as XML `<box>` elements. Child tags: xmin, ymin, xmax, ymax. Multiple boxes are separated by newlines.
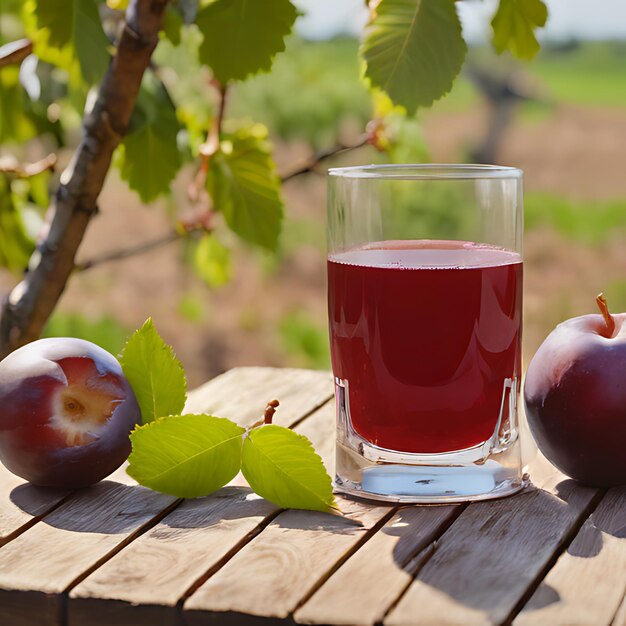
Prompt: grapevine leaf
<box><xmin>361</xmin><ymin>0</ymin><xmax>467</xmax><ymax>112</ymax></box>
<box><xmin>194</xmin><ymin>235</ymin><xmax>232</xmax><ymax>288</ymax></box>
<box><xmin>0</xmin><ymin>175</ymin><xmax>35</xmax><ymax>274</ymax></box>
<box><xmin>195</xmin><ymin>0</ymin><xmax>298</xmax><ymax>83</ymax></box>
<box><xmin>127</xmin><ymin>414</ymin><xmax>245</xmax><ymax>498</ymax></box>
<box><xmin>207</xmin><ymin>125</ymin><xmax>283</xmax><ymax>251</ymax></box>
<box><xmin>491</xmin><ymin>0</ymin><xmax>548</xmax><ymax>60</ymax></box>
<box><xmin>27</xmin><ymin>0</ymin><xmax>110</xmax><ymax>84</ymax></box>
<box><xmin>119</xmin><ymin>318</ymin><xmax>187</xmax><ymax>424</ymax></box>
<box><xmin>118</xmin><ymin>75</ymin><xmax>182</xmax><ymax>202</ymax></box>
<box><xmin>241</xmin><ymin>425</ymin><xmax>337</xmax><ymax>513</ymax></box>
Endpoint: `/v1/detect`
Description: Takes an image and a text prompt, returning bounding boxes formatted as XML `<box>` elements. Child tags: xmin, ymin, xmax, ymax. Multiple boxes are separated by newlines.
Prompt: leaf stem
<box><xmin>190</xmin><ymin>82</ymin><xmax>229</xmax><ymax>202</ymax></box>
<box><xmin>596</xmin><ymin>292</ymin><xmax>616</xmax><ymax>338</ymax></box>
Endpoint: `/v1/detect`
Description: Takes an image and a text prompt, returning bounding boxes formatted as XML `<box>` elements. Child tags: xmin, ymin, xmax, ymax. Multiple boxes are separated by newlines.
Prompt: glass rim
<box><xmin>328</xmin><ymin>163</ymin><xmax>523</xmax><ymax>181</ymax></box>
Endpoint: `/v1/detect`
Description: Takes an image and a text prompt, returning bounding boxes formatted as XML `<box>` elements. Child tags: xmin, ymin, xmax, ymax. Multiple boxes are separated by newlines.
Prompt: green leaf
<box><xmin>118</xmin><ymin>74</ymin><xmax>182</xmax><ymax>202</ymax></box>
<box><xmin>119</xmin><ymin>318</ymin><xmax>187</xmax><ymax>424</ymax></box>
<box><xmin>361</xmin><ymin>0</ymin><xmax>467</xmax><ymax>112</ymax></box>
<box><xmin>162</xmin><ymin>5</ymin><xmax>184</xmax><ymax>46</ymax></box>
<box><xmin>26</xmin><ymin>0</ymin><xmax>110</xmax><ymax>84</ymax></box>
<box><xmin>195</xmin><ymin>0</ymin><xmax>298</xmax><ymax>83</ymax></box>
<box><xmin>207</xmin><ymin>124</ymin><xmax>283</xmax><ymax>251</ymax></box>
<box><xmin>491</xmin><ymin>0</ymin><xmax>548</xmax><ymax>60</ymax></box>
<box><xmin>0</xmin><ymin>67</ymin><xmax>37</xmax><ymax>143</ymax></box>
<box><xmin>0</xmin><ymin>175</ymin><xmax>35</xmax><ymax>274</ymax></box>
<box><xmin>127</xmin><ymin>414</ymin><xmax>245</xmax><ymax>498</ymax></box>
<box><xmin>241</xmin><ymin>425</ymin><xmax>337</xmax><ymax>513</ymax></box>
<box><xmin>194</xmin><ymin>235</ymin><xmax>232</xmax><ymax>288</ymax></box>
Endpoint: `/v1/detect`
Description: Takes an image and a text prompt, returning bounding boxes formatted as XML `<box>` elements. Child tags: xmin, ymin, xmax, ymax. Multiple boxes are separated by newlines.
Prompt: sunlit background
<box><xmin>1</xmin><ymin>1</ymin><xmax>625</xmax><ymax>386</ymax></box>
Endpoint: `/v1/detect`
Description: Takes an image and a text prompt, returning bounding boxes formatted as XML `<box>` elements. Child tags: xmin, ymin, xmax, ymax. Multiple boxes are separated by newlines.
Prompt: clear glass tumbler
<box><xmin>327</xmin><ymin>164</ymin><xmax>526</xmax><ymax>503</ymax></box>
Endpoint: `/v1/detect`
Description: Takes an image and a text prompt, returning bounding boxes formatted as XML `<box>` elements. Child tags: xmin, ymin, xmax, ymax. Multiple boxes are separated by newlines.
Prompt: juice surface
<box><xmin>328</xmin><ymin>240</ymin><xmax>523</xmax><ymax>453</ymax></box>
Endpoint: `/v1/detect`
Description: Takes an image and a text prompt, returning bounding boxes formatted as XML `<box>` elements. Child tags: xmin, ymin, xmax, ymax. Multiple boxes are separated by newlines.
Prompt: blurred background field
<box><xmin>2</xmin><ymin>5</ymin><xmax>626</xmax><ymax>386</ymax></box>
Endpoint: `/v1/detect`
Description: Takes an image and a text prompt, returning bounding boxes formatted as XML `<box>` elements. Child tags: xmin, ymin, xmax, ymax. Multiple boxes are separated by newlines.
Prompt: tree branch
<box><xmin>75</xmin><ymin>230</ymin><xmax>181</xmax><ymax>272</ymax></box>
<box><xmin>280</xmin><ymin>135</ymin><xmax>369</xmax><ymax>182</ymax></box>
<box><xmin>0</xmin><ymin>0</ymin><xmax>170</xmax><ymax>358</ymax></box>
<box><xmin>0</xmin><ymin>39</ymin><xmax>33</xmax><ymax>69</ymax></box>
<box><xmin>0</xmin><ymin>154</ymin><xmax>57</xmax><ymax>178</ymax></box>
<box><xmin>75</xmin><ymin>133</ymin><xmax>370</xmax><ymax>272</ymax></box>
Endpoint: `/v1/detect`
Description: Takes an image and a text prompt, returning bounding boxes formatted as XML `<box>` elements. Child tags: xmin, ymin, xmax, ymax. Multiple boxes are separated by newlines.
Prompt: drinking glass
<box><xmin>327</xmin><ymin>164</ymin><xmax>526</xmax><ymax>502</ymax></box>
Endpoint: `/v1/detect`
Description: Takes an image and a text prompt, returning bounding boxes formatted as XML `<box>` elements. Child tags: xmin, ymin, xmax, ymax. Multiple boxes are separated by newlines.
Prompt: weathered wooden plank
<box><xmin>68</xmin><ymin>487</ymin><xmax>278</xmax><ymax>626</ymax></box>
<box><xmin>185</xmin><ymin>367</ymin><xmax>333</xmax><ymax>426</ymax></box>
<box><xmin>183</xmin><ymin>496</ymin><xmax>394</xmax><ymax>625</ymax></box>
<box><xmin>614</xmin><ymin>593</ymin><xmax>626</xmax><ymax>626</ymax></box>
<box><xmin>294</xmin><ymin>504</ymin><xmax>460</xmax><ymax>625</ymax></box>
<box><xmin>515</xmin><ymin>486</ymin><xmax>626</xmax><ymax>626</ymax></box>
<box><xmin>384</xmin><ymin>477</ymin><xmax>600</xmax><ymax>626</ymax></box>
<box><xmin>67</xmin><ymin>395</ymin><xmax>337</xmax><ymax>625</ymax></box>
<box><xmin>0</xmin><ymin>481</ymin><xmax>177</xmax><ymax>626</ymax></box>
<box><xmin>0</xmin><ymin>465</ymin><xmax>69</xmax><ymax>546</ymax></box>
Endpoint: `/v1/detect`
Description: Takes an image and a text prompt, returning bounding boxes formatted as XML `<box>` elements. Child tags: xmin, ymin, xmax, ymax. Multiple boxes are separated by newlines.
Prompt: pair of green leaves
<box><xmin>361</xmin><ymin>0</ymin><xmax>548</xmax><ymax>113</ymax></box>
<box><xmin>119</xmin><ymin>320</ymin><xmax>337</xmax><ymax>513</ymax></box>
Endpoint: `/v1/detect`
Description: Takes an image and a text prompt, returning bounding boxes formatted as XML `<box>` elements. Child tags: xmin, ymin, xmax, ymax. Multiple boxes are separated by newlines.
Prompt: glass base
<box><xmin>334</xmin><ymin>439</ymin><xmax>528</xmax><ymax>504</ymax></box>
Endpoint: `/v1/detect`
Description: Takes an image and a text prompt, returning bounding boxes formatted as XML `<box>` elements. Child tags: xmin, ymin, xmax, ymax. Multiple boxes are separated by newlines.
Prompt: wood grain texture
<box><xmin>68</xmin><ymin>488</ymin><xmax>278</xmax><ymax>626</ymax></box>
<box><xmin>614</xmin><ymin>593</ymin><xmax>626</xmax><ymax>626</ymax></box>
<box><xmin>183</xmin><ymin>497</ymin><xmax>393</xmax><ymax>624</ymax></box>
<box><xmin>294</xmin><ymin>504</ymin><xmax>460</xmax><ymax>625</ymax></box>
<box><xmin>66</xmin><ymin>384</ymin><xmax>336</xmax><ymax>625</ymax></box>
<box><xmin>0</xmin><ymin>481</ymin><xmax>176</xmax><ymax>626</ymax></box>
<box><xmin>385</xmin><ymin>478</ymin><xmax>600</xmax><ymax>626</ymax></box>
<box><xmin>515</xmin><ymin>486</ymin><xmax>626</xmax><ymax>626</ymax></box>
<box><xmin>184</xmin><ymin>367</ymin><xmax>333</xmax><ymax>427</ymax></box>
<box><xmin>0</xmin><ymin>465</ymin><xmax>68</xmax><ymax>546</ymax></box>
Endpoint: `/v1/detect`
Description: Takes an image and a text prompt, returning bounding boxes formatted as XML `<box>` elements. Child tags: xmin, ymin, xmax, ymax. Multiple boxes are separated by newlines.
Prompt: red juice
<box><xmin>328</xmin><ymin>240</ymin><xmax>522</xmax><ymax>454</ymax></box>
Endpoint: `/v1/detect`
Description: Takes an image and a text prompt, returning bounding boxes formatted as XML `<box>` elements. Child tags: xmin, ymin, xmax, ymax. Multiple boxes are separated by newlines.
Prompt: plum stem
<box><xmin>264</xmin><ymin>399</ymin><xmax>280</xmax><ymax>425</ymax></box>
<box><xmin>596</xmin><ymin>293</ymin><xmax>616</xmax><ymax>338</ymax></box>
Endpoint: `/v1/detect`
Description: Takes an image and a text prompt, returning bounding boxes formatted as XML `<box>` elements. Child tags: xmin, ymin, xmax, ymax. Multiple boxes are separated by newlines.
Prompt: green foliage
<box><xmin>195</xmin><ymin>0</ymin><xmax>298</xmax><ymax>83</ymax></box>
<box><xmin>491</xmin><ymin>0</ymin><xmax>548</xmax><ymax>61</ymax></box>
<box><xmin>42</xmin><ymin>313</ymin><xmax>130</xmax><ymax>356</ymax></box>
<box><xmin>118</xmin><ymin>74</ymin><xmax>183</xmax><ymax>203</ymax></box>
<box><xmin>242</xmin><ymin>425</ymin><xmax>337</xmax><ymax>513</ymax></box>
<box><xmin>123</xmin><ymin>322</ymin><xmax>337</xmax><ymax>511</ymax></box>
<box><xmin>207</xmin><ymin>124</ymin><xmax>283</xmax><ymax>251</ymax></box>
<box><xmin>230</xmin><ymin>37</ymin><xmax>371</xmax><ymax>147</ymax></box>
<box><xmin>279</xmin><ymin>311</ymin><xmax>330</xmax><ymax>370</ymax></box>
<box><xmin>194</xmin><ymin>234</ymin><xmax>232</xmax><ymax>288</ymax></box>
<box><xmin>525</xmin><ymin>193</ymin><xmax>626</xmax><ymax>245</ymax></box>
<box><xmin>0</xmin><ymin>67</ymin><xmax>37</xmax><ymax>143</ymax></box>
<box><xmin>0</xmin><ymin>175</ymin><xmax>35</xmax><ymax>274</ymax></box>
<box><xmin>128</xmin><ymin>414</ymin><xmax>245</xmax><ymax>498</ymax></box>
<box><xmin>119</xmin><ymin>318</ymin><xmax>187</xmax><ymax>424</ymax></box>
<box><xmin>162</xmin><ymin>5</ymin><xmax>184</xmax><ymax>46</ymax></box>
<box><xmin>25</xmin><ymin>0</ymin><xmax>110</xmax><ymax>84</ymax></box>
<box><xmin>361</xmin><ymin>0</ymin><xmax>467</xmax><ymax>112</ymax></box>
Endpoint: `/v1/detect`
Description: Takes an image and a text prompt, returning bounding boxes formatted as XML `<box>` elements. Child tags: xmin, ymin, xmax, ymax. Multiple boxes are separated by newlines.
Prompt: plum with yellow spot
<box><xmin>0</xmin><ymin>338</ymin><xmax>140</xmax><ymax>487</ymax></box>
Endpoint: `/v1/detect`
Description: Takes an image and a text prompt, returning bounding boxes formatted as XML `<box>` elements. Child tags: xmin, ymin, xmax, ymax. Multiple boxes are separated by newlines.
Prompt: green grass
<box><xmin>525</xmin><ymin>193</ymin><xmax>626</xmax><ymax>244</ymax></box>
<box><xmin>530</xmin><ymin>41</ymin><xmax>626</xmax><ymax>108</ymax></box>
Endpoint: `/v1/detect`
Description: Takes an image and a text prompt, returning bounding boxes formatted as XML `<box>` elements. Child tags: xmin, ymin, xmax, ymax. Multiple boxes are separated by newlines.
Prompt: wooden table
<box><xmin>0</xmin><ymin>367</ymin><xmax>624</xmax><ymax>626</ymax></box>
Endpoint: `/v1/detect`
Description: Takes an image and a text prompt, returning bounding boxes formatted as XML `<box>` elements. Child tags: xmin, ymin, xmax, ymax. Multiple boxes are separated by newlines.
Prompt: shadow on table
<box><xmin>9</xmin><ymin>481</ymin><xmax>366</xmax><ymax>538</ymax></box>
<box><xmin>380</xmin><ymin>479</ymin><xmax>619</xmax><ymax>619</ymax></box>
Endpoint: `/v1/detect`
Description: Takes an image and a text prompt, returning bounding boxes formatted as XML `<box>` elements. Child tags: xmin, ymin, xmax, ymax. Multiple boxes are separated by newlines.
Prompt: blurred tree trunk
<box><xmin>0</xmin><ymin>0</ymin><xmax>169</xmax><ymax>358</ymax></box>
